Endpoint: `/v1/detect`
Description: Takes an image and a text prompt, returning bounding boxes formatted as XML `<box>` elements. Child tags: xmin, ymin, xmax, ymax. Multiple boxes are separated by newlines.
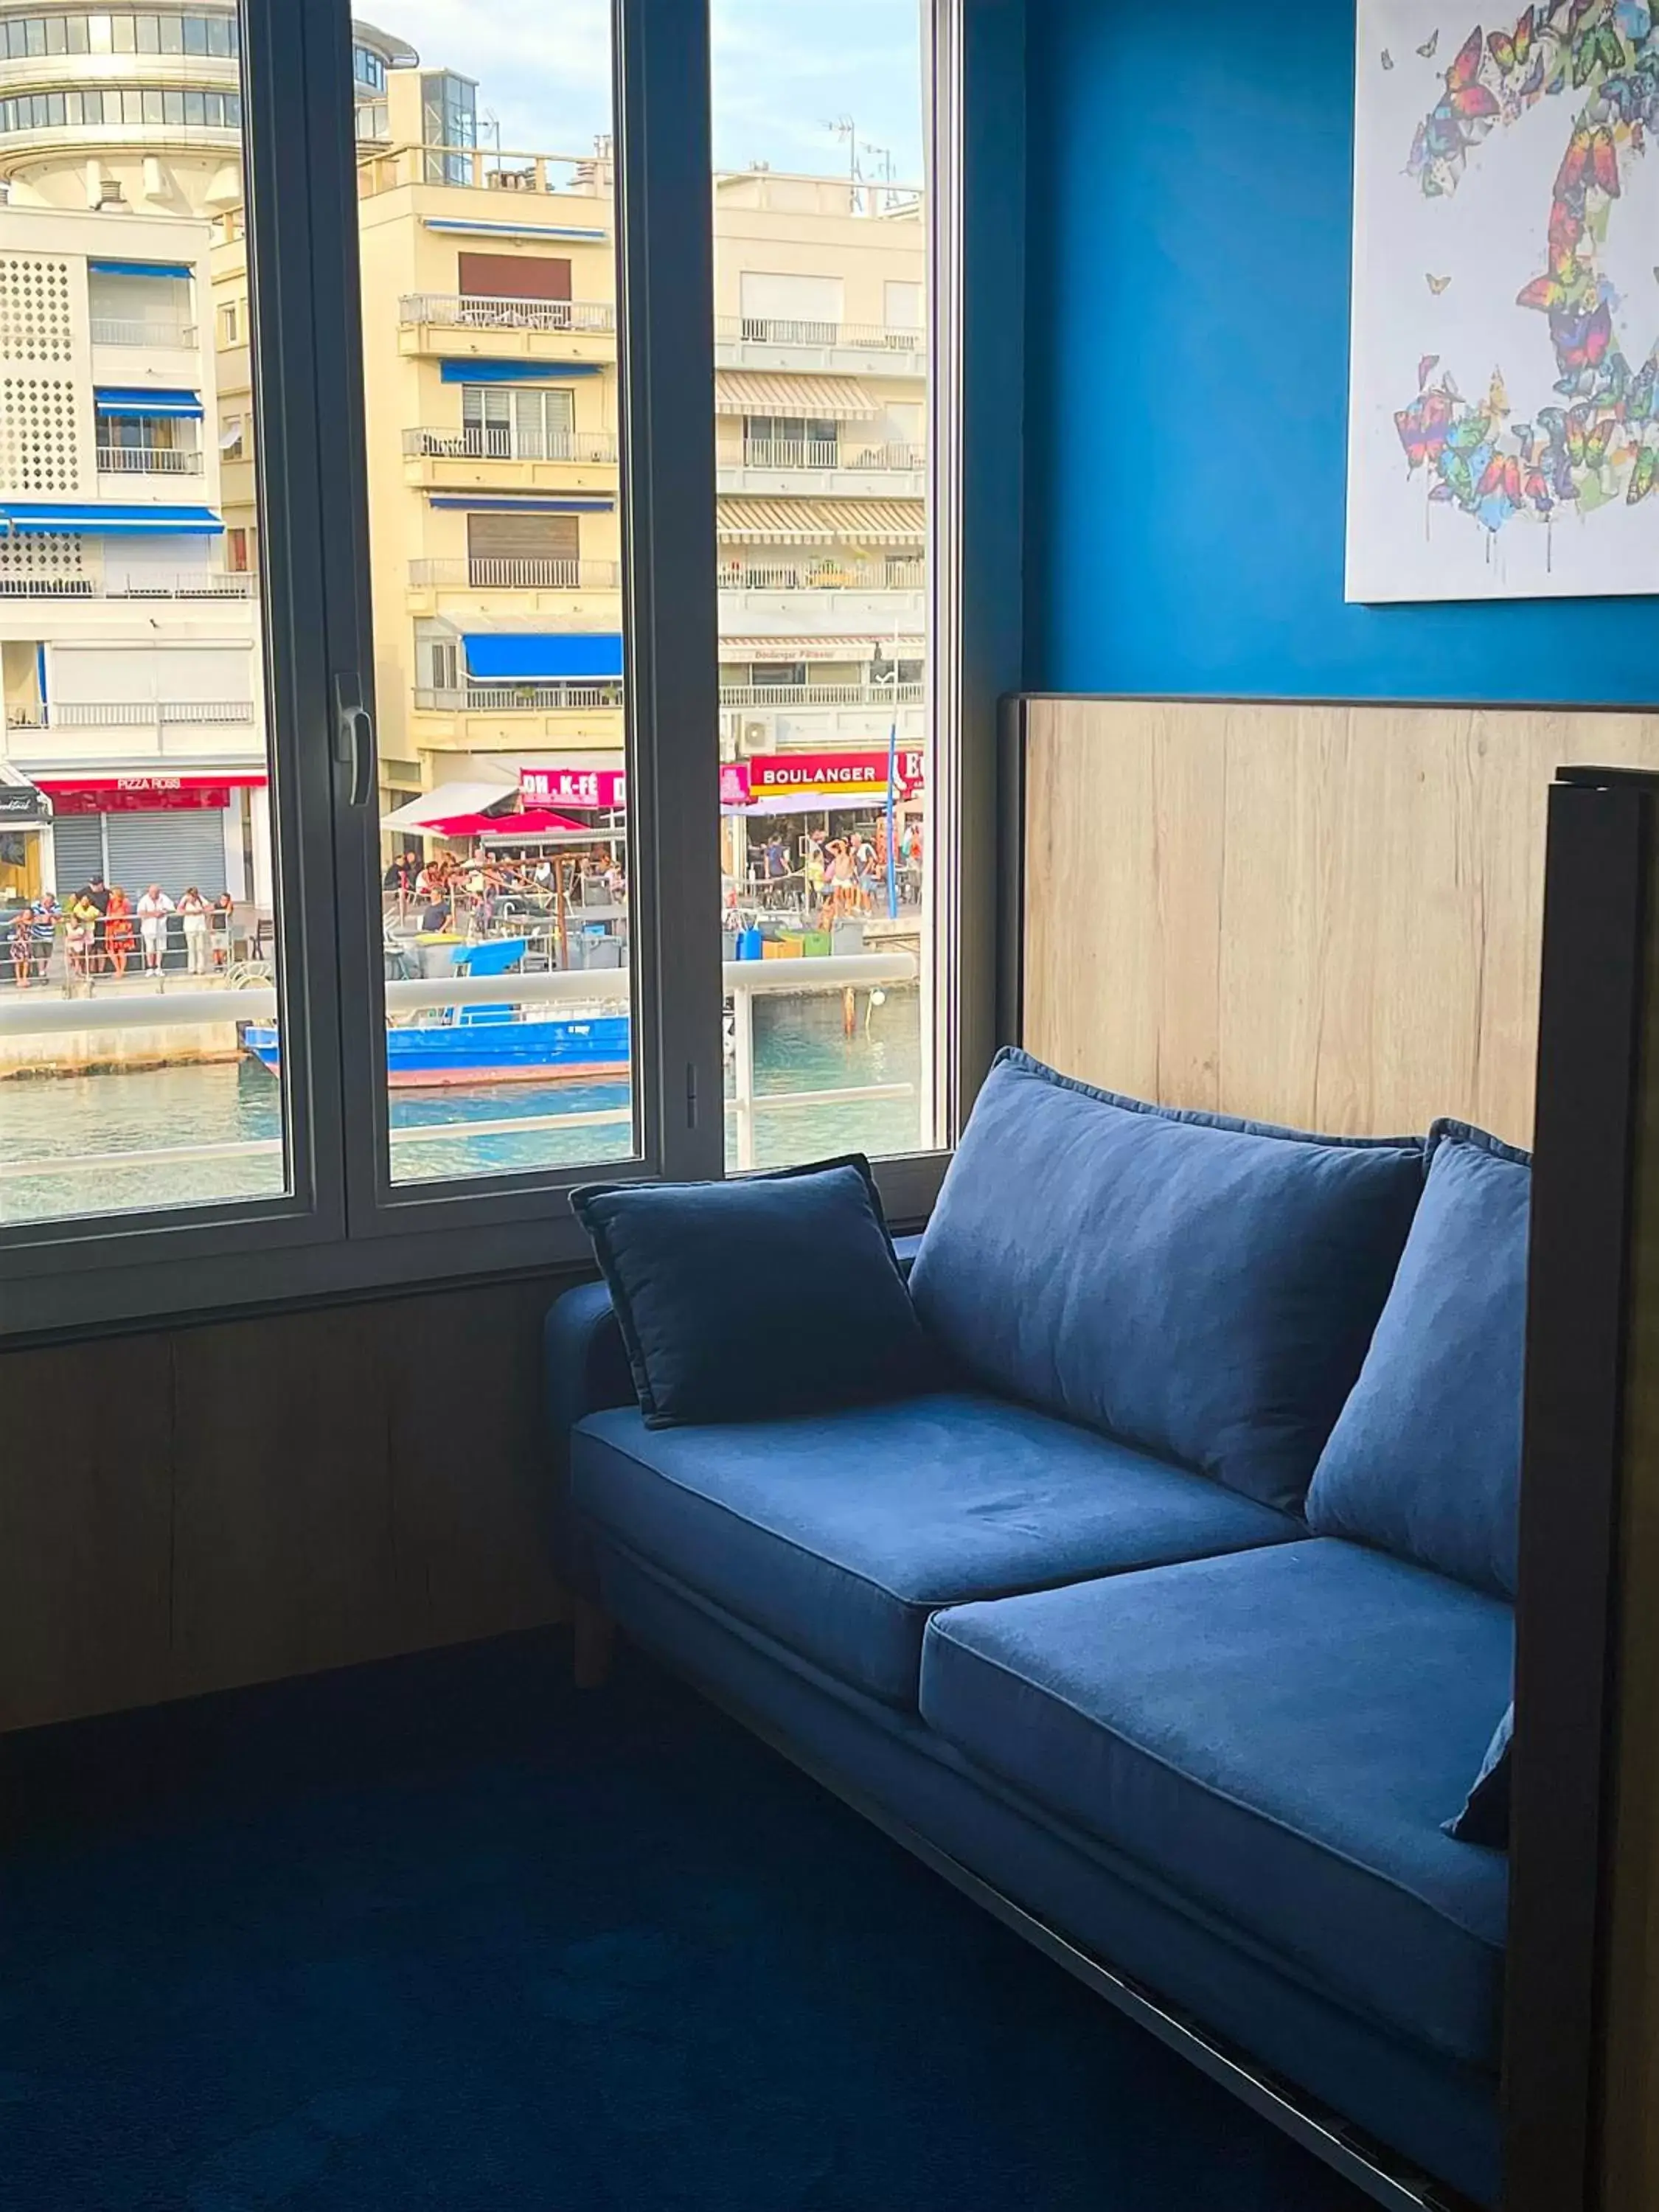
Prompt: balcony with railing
<box><xmin>89</xmin><ymin>319</ymin><xmax>200</xmax><ymax>349</ymax></box>
<box><xmin>415</xmin><ymin>682</ymin><xmax>624</xmax><ymax>714</ymax></box>
<box><xmin>1</xmin><ymin>697</ymin><xmax>260</xmax><ymax>762</ymax></box>
<box><xmin>408</xmin><ymin>557</ymin><xmax>621</xmax><ymax>594</ymax></box>
<box><xmin>95</xmin><ymin>445</ymin><xmax>205</xmax><ymax>476</ymax></box>
<box><xmin>397</xmin><ymin>292</ymin><xmax>616</xmax><ymax>366</ymax></box>
<box><xmin>720</xmin><ymin>681</ymin><xmax>924</xmax><ymax>709</ymax></box>
<box><xmin>0</xmin><ymin>571</ymin><xmax>256</xmax><ymax>602</ymax></box>
<box><xmin>5</xmin><ymin>700</ymin><xmax>255</xmax><ymax>730</ymax></box>
<box><xmin>718</xmin><ymin>558</ymin><xmax>923</xmax><ymax>592</ymax></box>
<box><xmin>714</xmin><ymin>312</ymin><xmax>926</xmax><ymax>379</ymax></box>
<box><xmin>401</xmin><ymin>423</ymin><xmax>618</xmax><ymax>492</ymax></box>
<box><xmin>725</xmin><ymin>439</ymin><xmax>926</xmax><ymax>497</ymax></box>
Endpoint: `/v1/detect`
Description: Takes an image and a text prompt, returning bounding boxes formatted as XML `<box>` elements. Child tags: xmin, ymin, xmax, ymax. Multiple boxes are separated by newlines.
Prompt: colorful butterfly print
<box><xmin>1419</xmin><ymin>353</ymin><xmax>1441</xmax><ymax>389</ymax></box>
<box><xmin>1520</xmin><ymin>49</ymin><xmax>1550</xmax><ymax>95</ymax></box>
<box><xmin>1582</xmin><ymin>414</ymin><xmax>1615</xmax><ymax>467</ymax></box>
<box><xmin>1630</xmin><ymin>442</ymin><xmax>1659</xmax><ymax>502</ymax></box>
<box><xmin>1615</xmin><ymin>3</ymin><xmax>1653</xmax><ymax>43</ymax></box>
<box><xmin>1427</xmin><ymin>272</ymin><xmax>1453</xmax><ymax>293</ymax></box>
<box><xmin>1573</xmin><ymin>22</ymin><xmax>1626</xmax><ymax>83</ymax></box>
<box><xmin>1553</xmin><ymin>299</ymin><xmax>1615</xmax><ymax>377</ymax></box>
<box><xmin>1490</xmin><ymin>7</ymin><xmax>1537</xmax><ymax>69</ymax></box>
<box><xmin>1447</xmin><ymin>411</ymin><xmax>1492</xmax><ymax>453</ymax></box>
<box><xmin>1489</xmin><ymin>369</ymin><xmax>1512</xmax><ymax>416</ymax></box>
<box><xmin>1548</xmin><ymin>197</ymin><xmax>1585</xmax><ymax>257</ymax></box>
<box><xmin>1627</xmin><ymin>356</ymin><xmax>1658</xmax><ymax>423</ymax></box>
<box><xmin>1479</xmin><ymin>453</ymin><xmax>1526</xmax><ymax>504</ymax></box>
<box><xmin>1419</xmin><ymin>29</ymin><xmax>1441</xmax><ymax>58</ymax></box>
<box><xmin>1394</xmin><ymin>389</ymin><xmax>1455</xmax><ymax>468</ymax></box>
<box><xmin>1525</xmin><ymin>466</ymin><xmax>1556</xmax><ymax>512</ymax></box>
<box><xmin>1443</xmin><ymin>27</ymin><xmax>1503</xmax><ymax>113</ymax></box>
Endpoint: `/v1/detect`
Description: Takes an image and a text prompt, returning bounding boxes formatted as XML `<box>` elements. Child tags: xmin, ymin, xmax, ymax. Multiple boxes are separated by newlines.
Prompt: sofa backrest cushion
<box><xmin>908</xmin><ymin>1051</ymin><xmax>1425</xmax><ymax>1513</ymax></box>
<box><xmin>1306</xmin><ymin>1121</ymin><xmax>1529</xmax><ymax>1596</ymax></box>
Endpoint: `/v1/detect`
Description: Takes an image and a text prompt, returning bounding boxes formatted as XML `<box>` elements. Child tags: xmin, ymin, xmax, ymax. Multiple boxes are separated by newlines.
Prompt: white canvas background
<box><xmin>1347</xmin><ymin>0</ymin><xmax>1659</xmax><ymax>602</ymax></box>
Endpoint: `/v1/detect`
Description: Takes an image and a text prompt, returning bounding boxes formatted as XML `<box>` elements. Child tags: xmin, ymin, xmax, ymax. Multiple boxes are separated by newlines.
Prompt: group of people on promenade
<box><xmin>381</xmin><ymin>849</ymin><xmax>627</xmax><ymax>936</ymax></box>
<box><xmin>7</xmin><ymin>878</ymin><xmax>237</xmax><ymax>989</ymax></box>
<box><xmin>750</xmin><ymin>820</ymin><xmax>924</xmax><ymax>919</ymax></box>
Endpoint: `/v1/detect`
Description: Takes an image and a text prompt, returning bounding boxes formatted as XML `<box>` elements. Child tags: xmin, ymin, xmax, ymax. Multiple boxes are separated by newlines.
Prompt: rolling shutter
<box><xmin>49</xmin><ymin>814</ymin><xmax>103</xmax><ymax>891</ymax></box>
<box><xmin>105</xmin><ymin>809</ymin><xmax>228</xmax><ymax>897</ymax></box>
<box><xmin>458</xmin><ymin>252</ymin><xmax>571</xmax><ymax>301</ymax></box>
<box><xmin>467</xmin><ymin>509</ymin><xmax>580</xmax><ymax>561</ymax></box>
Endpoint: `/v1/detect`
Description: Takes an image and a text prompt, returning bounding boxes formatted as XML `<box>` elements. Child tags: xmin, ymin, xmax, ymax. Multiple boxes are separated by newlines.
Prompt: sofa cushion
<box><xmin>920</xmin><ymin>1541</ymin><xmax>1512</xmax><ymax>2067</ymax></box>
<box><xmin>1446</xmin><ymin>1705</ymin><xmax>1514</xmax><ymax>1850</ymax></box>
<box><xmin>571</xmin><ymin>1393</ymin><xmax>1307</xmax><ymax>1707</ymax></box>
<box><xmin>570</xmin><ymin>1157</ymin><xmax>926</xmax><ymax>1427</ymax></box>
<box><xmin>908</xmin><ymin>1051</ymin><xmax>1425</xmax><ymax>1512</ymax></box>
<box><xmin>1306</xmin><ymin>1121</ymin><xmax>1529</xmax><ymax>1596</ymax></box>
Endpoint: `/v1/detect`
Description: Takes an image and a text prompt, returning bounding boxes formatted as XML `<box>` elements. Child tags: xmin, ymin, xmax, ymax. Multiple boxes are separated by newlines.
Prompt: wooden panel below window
<box><xmin>458</xmin><ymin>251</ymin><xmax>571</xmax><ymax>300</ymax></box>
<box><xmin>1020</xmin><ymin>696</ymin><xmax>1659</xmax><ymax>1148</ymax></box>
<box><xmin>0</xmin><ymin>1273</ymin><xmax>576</xmax><ymax>1733</ymax></box>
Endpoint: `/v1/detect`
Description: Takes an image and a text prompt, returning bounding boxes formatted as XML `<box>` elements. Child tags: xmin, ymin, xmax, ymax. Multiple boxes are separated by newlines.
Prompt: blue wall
<box><xmin>1023</xmin><ymin>0</ymin><xmax>1657</xmax><ymax>703</ymax></box>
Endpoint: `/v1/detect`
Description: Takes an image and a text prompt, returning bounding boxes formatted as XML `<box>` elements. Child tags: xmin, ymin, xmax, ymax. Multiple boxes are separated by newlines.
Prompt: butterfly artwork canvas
<box><xmin>1348</xmin><ymin>0</ymin><xmax>1659</xmax><ymax>600</ymax></box>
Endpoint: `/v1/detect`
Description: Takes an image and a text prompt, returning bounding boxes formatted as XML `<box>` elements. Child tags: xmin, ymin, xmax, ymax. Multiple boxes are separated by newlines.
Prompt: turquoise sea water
<box><xmin>1</xmin><ymin>990</ymin><xmax>924</xmax><ymax>1225</ymax></box>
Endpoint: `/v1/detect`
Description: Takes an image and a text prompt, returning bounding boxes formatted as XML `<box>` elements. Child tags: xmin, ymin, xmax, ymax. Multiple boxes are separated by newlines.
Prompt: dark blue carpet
<box><xmin>0</xmin><ymin>1632</ymin><xmax>1374</xmax><ymax>2211</ymax></box>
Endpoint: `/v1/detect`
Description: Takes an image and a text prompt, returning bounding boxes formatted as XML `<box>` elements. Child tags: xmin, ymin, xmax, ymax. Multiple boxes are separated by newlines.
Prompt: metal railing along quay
<box><xmin>398</xmin><ymin>293</ymin><xmax>616</xmax><ymax>334</ymax></box>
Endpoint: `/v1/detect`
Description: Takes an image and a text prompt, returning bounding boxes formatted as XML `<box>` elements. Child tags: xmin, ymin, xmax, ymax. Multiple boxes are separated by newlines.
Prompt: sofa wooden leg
<box><xmin>571</xmin><ymin>1599</ymin><xmax>616</xmax><ymax>1690</ymax></box>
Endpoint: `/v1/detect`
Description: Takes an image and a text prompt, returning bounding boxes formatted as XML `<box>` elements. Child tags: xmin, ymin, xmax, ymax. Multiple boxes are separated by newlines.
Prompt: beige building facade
<box><xmin>0</xmin><ymin>4</ymin><xmax>928</xmax><ymax>877</ymax></box>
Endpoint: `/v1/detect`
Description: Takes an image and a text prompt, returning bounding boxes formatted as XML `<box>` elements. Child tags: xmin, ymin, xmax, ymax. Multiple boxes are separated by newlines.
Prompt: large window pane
<box><xmin>0</xmin><ymin>18</ymin><xmax>288</xmax><ymax>1227</ymax></box>
<box><xmin>711</xmin><ymin>0</ymin><xmax>935</xmax><ymax>1168</ymax></box>
<box><xmin>353</xmin><ymin>10</ymin><xmax>637</xmax><ymax>1186</ymax></box>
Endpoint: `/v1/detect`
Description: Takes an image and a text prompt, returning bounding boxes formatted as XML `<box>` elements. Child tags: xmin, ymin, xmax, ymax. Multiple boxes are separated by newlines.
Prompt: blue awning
<box><xmin>429</xmin><ymin>495</ymin><xmax>613</xmax><ymax>513</ymax></box>
<box><xmin>464</xmin><ymin>632</ymin><xmax>624</xmax><ymax>681</ymax></box>
<box><xmin>88</xmin><ymin>258</ymin><xmax>193</xmax><ymax>280</ymax></box>
<box><xmin>439</xmin><ymin>360</ymin><xmax>602</xmax><ymax>383</ymax></box>
<box><xmin>0</xmin><ymin>502</ymin><xmax>223</xmax><ymax>537</ymax></box>
<box><xmin>95</xmin><ymin>387</ymin><xmax>204</xmax><ymax>419</ymax></box>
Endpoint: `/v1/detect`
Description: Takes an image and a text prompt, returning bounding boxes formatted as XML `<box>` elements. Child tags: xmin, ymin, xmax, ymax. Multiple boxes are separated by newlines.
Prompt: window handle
<box><xmin>333</xmin><ymin>674</ymin><xmax>375</xmax><ymax>809</ymax></box>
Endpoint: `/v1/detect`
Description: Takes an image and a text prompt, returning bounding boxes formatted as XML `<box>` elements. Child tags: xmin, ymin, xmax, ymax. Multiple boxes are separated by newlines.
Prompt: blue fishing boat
<box><xmin>240</xmin><ymin>1010</ymin><xmax>631</xmax><ymax>1089</ymax></box>
<box><xmin>240</xmin><ymin>935</ymin><xmax>630</xmax><ymax>1089</ymax></box>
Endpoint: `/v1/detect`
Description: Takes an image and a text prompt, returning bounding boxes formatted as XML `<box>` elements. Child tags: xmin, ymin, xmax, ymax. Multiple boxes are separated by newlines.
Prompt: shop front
<box><xmin>37</xmin><ymin>773</ymin><xmax>267</xmax><ymax>905</ymax></box>
<box><xmin>719</xmin><ymin>748</ymin><xmax>926</xmax><ymax>915</ymax></box>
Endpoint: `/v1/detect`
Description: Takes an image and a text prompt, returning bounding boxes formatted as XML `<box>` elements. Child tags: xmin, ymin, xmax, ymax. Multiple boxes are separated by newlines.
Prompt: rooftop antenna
<box><xmin>826</xmin><ymin>114</ymin><xmax>858</xmax><ymax>206</ymax></box>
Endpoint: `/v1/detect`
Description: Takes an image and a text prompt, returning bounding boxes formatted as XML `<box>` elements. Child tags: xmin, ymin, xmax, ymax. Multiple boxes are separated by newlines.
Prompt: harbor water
<box><xmin>2</xmin><ymin>990</ymin><xmax>925</xmax><ymax>1225</ymax></box>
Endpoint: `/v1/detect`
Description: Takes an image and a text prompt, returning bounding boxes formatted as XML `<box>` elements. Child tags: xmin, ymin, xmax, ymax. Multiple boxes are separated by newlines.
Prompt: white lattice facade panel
<box><xmin>0</xmin><ymin>529</ymin><xmax>83</xmax><ymax>580</ymax></box>
<box><xmin>0</xmin><ymin>255</ymin><xmax>73</xmax><ymax>364</ymax></box>
<box><xmin>0</xmin><ymin>372</ymin><xmax>81</xmax><ymax>494</ymax></box>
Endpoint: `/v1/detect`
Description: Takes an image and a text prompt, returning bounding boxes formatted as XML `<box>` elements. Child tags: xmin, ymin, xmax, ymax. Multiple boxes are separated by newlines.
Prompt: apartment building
<box><xmin>0</xmin><ymin>7</ymin><xmax>407</xmax><ymax>899</ymax></box>
<box><xmin>0</xmin><ymin>4</ymin><xmax>928</xmax><ymax>883</ymax></box>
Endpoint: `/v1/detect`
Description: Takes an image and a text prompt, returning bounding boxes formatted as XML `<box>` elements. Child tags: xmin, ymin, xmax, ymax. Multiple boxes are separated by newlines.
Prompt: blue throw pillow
<box><xmin>908</xmin><ymin>1051</ymin><xmax>1425</xmax><ymax>1512</ymax></box>
<box><xmin>1305</xmin><ymin>1121</ymin><xmax>1528</xmax><ymax>1596</ymax></box>
<box><xmin>571</xmin><ymin>1157</ymin><xmax>926</xmax><ymax>1428</ymax></box>
<box><xmin>1445</xmin><ymin>1704</ymin><xmax>1512</xmax><ymax>1848</ymax></box>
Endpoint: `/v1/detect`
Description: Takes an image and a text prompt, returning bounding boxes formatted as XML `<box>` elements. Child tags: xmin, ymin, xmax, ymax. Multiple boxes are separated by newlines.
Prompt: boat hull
<box><xmin>241</xmin><ymin>1016</ymin><xmax>630</xmax><ymax>1091</ymax></box>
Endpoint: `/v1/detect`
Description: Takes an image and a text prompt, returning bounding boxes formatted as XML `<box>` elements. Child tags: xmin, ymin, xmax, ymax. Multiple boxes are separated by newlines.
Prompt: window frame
<box><xmin>1</xmin><ymin>0</ymin><xmax>1023</xmax><ymax>1344</ymax></box>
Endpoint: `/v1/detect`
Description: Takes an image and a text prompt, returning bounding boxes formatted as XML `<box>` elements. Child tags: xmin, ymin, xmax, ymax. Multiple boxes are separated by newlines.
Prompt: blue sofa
<box><xmin>544</xmin><ymin>1054</ymin><xmax>1527</xmax><ymax>2208</ymax></box>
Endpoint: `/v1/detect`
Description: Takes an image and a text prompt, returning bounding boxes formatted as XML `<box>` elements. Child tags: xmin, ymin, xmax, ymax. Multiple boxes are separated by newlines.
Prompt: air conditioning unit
<box><xmin>740</xmin><ymin>720</ymin><xmax>769</xmax><ymax>753</ymax></box>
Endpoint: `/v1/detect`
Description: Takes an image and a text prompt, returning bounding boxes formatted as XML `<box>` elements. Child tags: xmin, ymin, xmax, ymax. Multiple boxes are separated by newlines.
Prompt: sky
<box><xmin>368</xmin><ymin>0</ymin><xmax>926</xmax><ymax>184</ymax></box>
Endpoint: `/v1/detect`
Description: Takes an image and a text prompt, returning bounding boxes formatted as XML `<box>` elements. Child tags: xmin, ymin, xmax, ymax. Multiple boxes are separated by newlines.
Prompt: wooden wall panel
<box><xmin>1023</xmin><ymin>698</ymin><xmax>1659</xmax><ymax>1147</ymax></box>
<box><xmin>0</xmin><ymin>1273</ymin><xmax>574</xmax><ymax>1734</ymax></box>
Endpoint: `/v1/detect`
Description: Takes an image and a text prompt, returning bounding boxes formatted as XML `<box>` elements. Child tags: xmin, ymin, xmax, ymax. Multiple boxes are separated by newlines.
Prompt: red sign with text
<box><xmin>722</xmin><ymin>750</ymin><xmax>925</xmax><ymax>808</ymax></box>
<box><xmin>40</xmin><ymin>776</ymin><xmax>263</xmax><ymax>815</ymax></box>
<box><xmin>519</xmin><ymin>766</ymin><xmax>628</xmax><ymax>810</ymax></box>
